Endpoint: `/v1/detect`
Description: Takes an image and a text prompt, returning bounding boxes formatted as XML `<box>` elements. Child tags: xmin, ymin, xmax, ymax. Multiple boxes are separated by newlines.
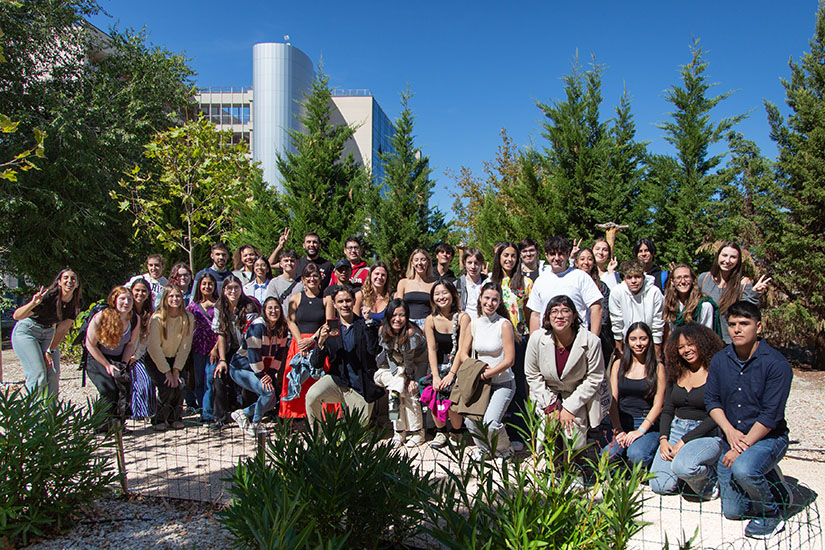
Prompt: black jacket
<box><xmin>310</xmin><ymin>317</ymin><xmax>383</xmax><ymax>403</ymax></box>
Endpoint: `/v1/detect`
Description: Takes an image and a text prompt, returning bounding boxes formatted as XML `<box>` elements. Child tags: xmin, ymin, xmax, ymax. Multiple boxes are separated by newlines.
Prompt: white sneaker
<box><xmin>469</xmin><ymin>447</ymin><xmax>487</xmax><ymax>461</ymax></box>
<box><xmin>390</xmin><ymin>432</ymin><xmax>406</xmax><ymax>448</ymax></box>
<box><xmin>430</xmin><ymin>431</ymin><xmax>448</xmax><ymax>448</ymax></box>
<box><xmin>405</xmin><ymin>431</ymin><xmax>425</xmax><ymax>447</ymax></box>
<box><xmin>231</xmin><ymin>409</ymin><xmax>250</xmax><ymax>433</ymax></box>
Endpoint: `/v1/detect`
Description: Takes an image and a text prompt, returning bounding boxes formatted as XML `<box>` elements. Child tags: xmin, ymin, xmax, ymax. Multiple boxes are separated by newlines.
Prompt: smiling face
<box><xmin>432</xmin><ymin>283</ymin><xmax>453</xmax><ymax>312</ymax></box>
<box><xmin>717</xmin><ymin>246</ymin><xmax>740</xmax><ymax>274</ymax></box>
<box><xmin>465</xmin><ymin>255</ymin><xmax>482</xmax><ymax>279</ymax></box>
<box><xmin>280</xmin><ymin>254</ymin><xmax>297</xmax><ymax>276</ymax></box>
<box><xmin>412</xmin><ymin>252</ymin><xmax>429</xmax><ymax>276</ymax></box>
<box><xmin>370</xmin><ymin>266</ymin><xmax>387</xmax><ymax>290</ymax></box>
<box><xmin>302</xmin><ymin>270</ymin><xmax>320</xmax><ymax>291</ymax></box>
<box><xmin>131</xmin><ymin>283</ymin><xmax>149</xmax><ymax>307</ymax></box>
<box><xmin>58</xmin><ymin>270</ymin><xmax>78</xmax><ymax>296</ymax></box>
<box><xmin>520</xmin><ymin>245</ymin><xmax>538</xmax><ymax>269</ymax></box>
<box><xmin>479</xmin><ymin>288</ymin><xmax>501</xmax><ymax>317</ymax></box>
<box><xmin>199</xmin><ymin>277</ymin><xmax>215</xmax><ymax>300</ymax></box>
<box><xmin>115</xmin><ymin>291</ymin><xmax>134</xmax><ymax>314</ymax></box>
<box><xmin>671</xmin><ymin>266</ymin><xmax>694</xmax><ymax>298</ymax></box>
<box><xmin>334</xmin><ymin>290</ymin><xmax>354</xmax><ymax>317</ymax></box>
<box><xmin>222</xmin><ymin>281</ymin><xmax>242</xmax><ymax>306</ymax></box>
<box><xmin>545</xmin><ymin>249</ymin><xmax>569</xmax><ymax>273</ymax></box>
<box><xmin>303</xmin><ymin>235</ymin><xmax>321</xmax><ymax>258</ymax></box>
<box><xmin>500</xmin><ymin>246</ymin><xmax>518</xmax><ymax>274</ymax></box>
<box><xmin>241</xmin><ymin>247</ymin><xmax>257</xmax><ymax>269</ymax></box>
<box><xmin>436</xmin><ymin>248</ymin><xmax>454</xmax><ymax>267</ymax></box>
<box><xmin>389</xmin><ymin>306</ymin><xmax>407</xmax><ymax>333</ymax></box>
<box><xmin>575</xmin><ymin>249</ymin><xmax>595</xmax><ymax>274</ymax></box>
<box><xmin>677</xmin><ymin>334</ymin><xmax>700</xmax><ymax>366</ymax></box>
<box><xmin>627</xmin><ymin>327</ymin><xmax>650</xmax><ymax>356</ymax></box>
<box><xmin>211</xmin><ymin>248</ymin><xmax>229</xmax><ymax>270</ymax></box>
<box><xmin>147</xmin><ymin>258</ymin><xmax>164</xmax><ymax>280</ymax></box>
<box><xmin>593</xmin><ymin>241</ymin><xmax>610</xmax><ymax>266</ymax></box>
<box><xmin>548</xmin><ymin>303</ymin><xmax>574</xmax><ymax>333</ymax></box>
<box><xmin>264</xmin><ymin>300</ymin><xmax>281</xmax><ymax>324</ymax></box>
<box><xmin>253</xmin><ymin>258</ymin><xmax>269</xmax><ymax>279</ymax></box>
<box><xmin>636</xmin><ymin>243</ymin><xmax>652</xmax><ymax>267</ymax></box>
<box><xmin>166</xmin><ymin>288</ymin><xmax>184</xmax><ymax>310</ymax></box>
<box><xmin>174</xmin><ymin>267</ymin><xmax>192</xmax><ymax>289</ymax></box>
<box><xmin>344</xmin><ymin>241</ymin><xmax>361</xmax><ymax>262</ymax></box>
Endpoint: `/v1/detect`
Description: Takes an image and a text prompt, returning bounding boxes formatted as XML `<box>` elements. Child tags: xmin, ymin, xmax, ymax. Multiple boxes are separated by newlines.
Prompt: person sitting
<box><xmin>305</xmin><ymin>286</ymin><xmax>383</xmax><ymax>427</ymax></box>
<box><xmin>604</xmin><ymin>322</ymin><xmax>666</xmax><ymax>468</ymax></box>
<box><xmin>705</xmin><ymin>301</ymin><xmax>793</xmax><ymax>540</ymax></box>
<box><xmin>609</xmin><ymin>259</ymin><xmax>665</xmax><ymax>357</ymax></box>
<box><xmin>650</xmin><ymin>323</ymin><xmax>725</xmax><ymax>497</ymax></box>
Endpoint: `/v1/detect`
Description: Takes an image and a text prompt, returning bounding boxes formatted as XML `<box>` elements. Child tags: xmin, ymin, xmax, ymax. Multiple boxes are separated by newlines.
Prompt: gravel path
<box><xmin>4</xmin><ymin>349</ymin><xmax>825</xmax><ymax>549</ymax></box>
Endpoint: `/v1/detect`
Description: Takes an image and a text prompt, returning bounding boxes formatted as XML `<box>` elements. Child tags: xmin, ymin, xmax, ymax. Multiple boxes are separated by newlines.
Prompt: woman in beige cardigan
<box><xmin>525</xmin><ymin>295</ymin><xmax>607</xmax><ymax>449</ymax></box>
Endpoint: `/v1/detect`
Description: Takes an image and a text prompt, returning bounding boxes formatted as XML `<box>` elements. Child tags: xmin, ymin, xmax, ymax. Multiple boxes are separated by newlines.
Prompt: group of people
<box><xmin>11</xmin><ymin>232</ymin><xmax>792</xmax><ymax>540</ymax></box>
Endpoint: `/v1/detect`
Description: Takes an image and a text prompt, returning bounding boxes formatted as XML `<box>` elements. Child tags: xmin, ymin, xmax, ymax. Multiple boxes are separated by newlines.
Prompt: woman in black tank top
<box><xmin>604</xmin><ymin>321</ymin><xmax>666</xmax><ymax>468</ymax></box>
<box><xmin>423</xmin><ymin>278</ymin><xmax>469</xmax><ymax>448</ymax></box>
<box><xmin>395</xmin><ymin>249</ymin><xmax>436</xmax><ymax>328</ymax></box>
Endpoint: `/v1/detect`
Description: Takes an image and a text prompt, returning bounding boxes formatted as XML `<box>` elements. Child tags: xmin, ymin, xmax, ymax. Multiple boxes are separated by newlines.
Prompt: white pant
<box><xmin>374</xmin><ymin>368</ymin><xmax>423</xmax><ymax>433</ymax></box>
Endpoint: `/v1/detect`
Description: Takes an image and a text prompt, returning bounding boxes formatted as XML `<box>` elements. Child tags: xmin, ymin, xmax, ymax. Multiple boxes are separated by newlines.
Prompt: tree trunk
<box><xmin>812</xmin><ymin>330</ymin><xmax>825</xmax><ymax>370</ymax></box>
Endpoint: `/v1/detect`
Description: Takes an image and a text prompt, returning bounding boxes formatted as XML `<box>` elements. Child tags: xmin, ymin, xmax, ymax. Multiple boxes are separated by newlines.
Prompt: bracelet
<box><xmin>659</xmin><ymin>435</ymin><xmax>668</xmax><ymax>441</ymax></box>
<box><xmin>218</xmin><ymin>359</ymin><xmax>226</xmax><ymax>365</ymax></box>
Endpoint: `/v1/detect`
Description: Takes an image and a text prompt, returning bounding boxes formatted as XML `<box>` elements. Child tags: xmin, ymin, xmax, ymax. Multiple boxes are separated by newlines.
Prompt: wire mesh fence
<box><xmin>108</xmin><ymin>415</ymin><xmax>824</xmax><ymax>550</ymax></box>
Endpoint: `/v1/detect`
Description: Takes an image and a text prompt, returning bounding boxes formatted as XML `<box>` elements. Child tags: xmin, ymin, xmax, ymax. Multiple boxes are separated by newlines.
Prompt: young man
<box><xmin>330</xmin><ymin>236</ymin><xmax>369</xmax><ymax>287</ymax></box>
<box><xmin>296</xmin><ymin>232</ymin><xmax>333</xmax><ymax>290</ymax></box>
<box><xmin>519</xmin><ymin>238</ymin><xmax>542</xmax><ymax>283</ymax></box>
<box><xmin>633</xmin><ymin>238</ymin><xmax>668</xmax><ymax>292</ymax></box>
<box><xmin>305</xmin><ymin>287</ymin><xmax>383</xmax><ymax>427</ymax></box>
<box><xmin>526</xmin><ymin>236</ymin><xmax>603</xmax><ymax>335</ymax></box>
<box><xmin>194</xmin><ymin>242</ymin><xmax>232</xmax><ymax>291</ymax></box>
<box><xmin>127</xmin><ymin>254</ymin><xmax>168</xmax><ymax>309</ymax></box>
<box><xmin>608</xmin><ymin>259</ymin><xmax>665</xmax><ymax>356</ymax></box>
<box><xmin>705</xmin><ymin>301</ymin><xmax>793</xmax><ymax>540</ymax></box>
<box><xmin>264</xmin><ymin>249</ymin><xmax>303</xmax><ymax>315</ymax></box>
<box><xmin>434</xmin><ymin>242</ymin><xmax>457</xmax><ymax>283</ymax></box>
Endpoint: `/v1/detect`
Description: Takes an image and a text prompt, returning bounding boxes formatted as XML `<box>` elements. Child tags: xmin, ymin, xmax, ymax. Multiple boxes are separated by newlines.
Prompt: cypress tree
<box><xmin>369</xmin><ymin>89</ymin><xmax>447</xmax><ymax>279</ymax></box>
<box><xmin>277</xmin><ymin>70</ymin><xmax>371</xmax><ymax>255</ymax></box>
<box><xmin>764</xmin><ymin>3</ymin><xmax>825</xmax><ymax>366</ymax></box>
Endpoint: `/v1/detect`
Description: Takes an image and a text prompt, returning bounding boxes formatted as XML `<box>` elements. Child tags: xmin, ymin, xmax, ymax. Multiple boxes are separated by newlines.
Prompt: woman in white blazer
<box><xmin>525</xmin><ymin>294</ymin><xmax>608</xmax><ymax>449</ymax></box>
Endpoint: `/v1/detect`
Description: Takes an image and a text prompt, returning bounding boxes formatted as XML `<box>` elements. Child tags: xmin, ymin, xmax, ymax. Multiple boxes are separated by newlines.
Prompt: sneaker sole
<box><xmin>746</xmin><ymin>520</ymin><xmax>785</xmax><ymax>540</ymax></box>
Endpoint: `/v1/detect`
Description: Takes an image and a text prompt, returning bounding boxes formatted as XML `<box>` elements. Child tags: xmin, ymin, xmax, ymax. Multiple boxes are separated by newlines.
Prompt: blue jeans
<box><xmin>11</xmin><ymin>317</ymin><xmax>59</xmax><ymax>397</ymax></box>
<box><xmin>605</xmin><ymin>416</ymin><xmax>660</xmax><ymax>468</ymax></box>
<box><xmin>201</xmin><ymin>357</ymin><xmax>217</xmax><ymax>421</ymax></box>
<box><xmin>229</xmin><ymin>367</ymin><xmax>277</xmax><ymax>423</ymax></box>
<box><xmin>190</xmin><ymin>352</ymin><xmax>208</xmax><ymax>409</ymax></box>
<box><xmin>717</xmin><ymin>434</ymin><xmax>788</xmax><ymax>519</ymax></box>
<box><xmin>650</xmin><ymin>417</ymin><xmax>723</xmax><ymax>495</ymax></box>
<box><xmin>466</xmin><ymin>379</ymin><xmax>516</xmax><ymax>453</ymax></box>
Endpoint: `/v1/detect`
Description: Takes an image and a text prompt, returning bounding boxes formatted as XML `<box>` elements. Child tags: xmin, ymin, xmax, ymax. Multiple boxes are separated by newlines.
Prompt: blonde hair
<box><xmin>405</xmin><ymin>249</ymin><xmax>434</xmax><ymax>280</ymax></box>
<box><xmin>157</xmin><ymin>285</ymin><xmax>191</xmax><ymax>341</ymax></box>
<box><xmin>362</xmin><ymin>261</ymin><xmax>391</xmax><ymax>308</ymax></box>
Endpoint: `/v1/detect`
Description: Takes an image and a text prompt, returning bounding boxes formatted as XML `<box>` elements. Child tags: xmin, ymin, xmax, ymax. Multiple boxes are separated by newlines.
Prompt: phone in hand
<box><xmin>327</xmin><ymin>318</ymin><xmax>340</xmax><ymax>337</ymax></box>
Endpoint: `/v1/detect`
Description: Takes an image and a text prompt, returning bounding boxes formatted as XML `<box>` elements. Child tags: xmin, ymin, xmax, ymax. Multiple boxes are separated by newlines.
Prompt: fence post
<box><xmin>114</xmin><ymin>424</ymin><xmax>128</xmax><ymax>494</ymax></box>
<box><xmin>256</xmin><ymin>428</ymin><xmax>268</xmax><ymax>461</ymax></box>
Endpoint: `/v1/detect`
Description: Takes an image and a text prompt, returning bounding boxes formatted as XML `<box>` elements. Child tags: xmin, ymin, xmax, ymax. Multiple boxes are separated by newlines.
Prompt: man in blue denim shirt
<box><xmin>705</xmin><ymin>301</ymin><xmax>793</xmax><ymax>540</ymax></box>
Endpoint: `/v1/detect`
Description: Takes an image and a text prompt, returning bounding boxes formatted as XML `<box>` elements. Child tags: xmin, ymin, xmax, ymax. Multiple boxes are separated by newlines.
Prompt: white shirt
<box><xmin>608</xmin><ymin>275</ymin><xmax>665</xmax><ymax>343</ymax></box>
<box><xmin>127</xmin><ymin>273</ymin><xmax>168</xmax><ymax>310</ymax></box>
<box><xmin>464</xmin><ymin>277</ymin><xmax>484</xmax><ymax>320</ymax></box>
<box><xmin>526</xmin><ymin>267</ymin><xmax>603</xmax><ymax>328</ymax></box>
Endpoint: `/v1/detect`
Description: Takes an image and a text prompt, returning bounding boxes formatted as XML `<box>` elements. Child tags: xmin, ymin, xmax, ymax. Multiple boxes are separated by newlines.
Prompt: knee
<box><xmin>650</xmin><ymin>469</ymin><xmax>679</xmax><ymax>495</ymax></box>
<box><xmin>626</xmin><ymin>443</ymin><xmax>653</xmax><ymax>467</ymax></box>
<box><xmin>730</xmin><ymin>459</ymin><xmax>762</xmax><ymax>486</ymax></box>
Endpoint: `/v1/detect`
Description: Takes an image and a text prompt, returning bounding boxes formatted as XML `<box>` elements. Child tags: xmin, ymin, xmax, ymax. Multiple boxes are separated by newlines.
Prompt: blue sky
<box><xmin>91</xmin><ymin>1</ymin><xmax>818</xmax><ymax>215</ymax></box>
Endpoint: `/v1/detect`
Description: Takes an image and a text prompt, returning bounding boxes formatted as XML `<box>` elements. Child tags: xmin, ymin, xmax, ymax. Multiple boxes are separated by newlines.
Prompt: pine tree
<box><xmin>370</xmin><ymin>90</ymin><xmax>447</xmax><ymax>279</ymax></box>
<box><xmin>650</xmin><ymin>39</ymin><xmax>745</xmax><ymax>264</ymax></box>
<box><xmin>764</xmin><ymin>3</ymin><xmax>825</xmax><ymax>366</ymax></box>
<box><xmin>277</xmin><ymin>70</ymin><xmax>371</xmax><ymax>255</ymax></box>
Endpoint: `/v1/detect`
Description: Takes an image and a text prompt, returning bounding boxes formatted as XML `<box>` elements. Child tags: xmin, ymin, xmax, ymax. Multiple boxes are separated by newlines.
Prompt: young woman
<box><xmin>575</xmin><ymin>248</ymin><xmax>615</xmax><ymax>362</ymax></box>
<box><xmin>362</xmin><ymin>261</ymin><xmax>392</xmax><ymax>324</ymax></box>
<box><xmin>144</xmin><ymin>285</ymin><xmax>194</xmax><ymax>430</ymax></box>
<box><xmin>396</xmin><ymin>249</ymin><xmax>437</xmax><ymax>328</ymax></box>
<box><xmin>373</xmin><ymin>299</ymin><xmax>428</xmax><ymax>447</ymax></box>
<box><xmin>210</xmin><ymin>275</ymin><xmax>260</xmax><ymax>429</ymax></box>
<box><xmin>698</xmin><ymin>242</ymin><xmax>768</xmax><ymax>344</ymax></box>
<box><xmin>605</xmin><ymin>321</ymin><xmax>667</xmax><ymax>468</ymax></box>
<box><xmin>457</xmin><ymin>282</ymin><xmax>515</xmax><ymax>459</ymax></box>
<box><xmin>593</xmin><ymin>238</ymin><xmax>619</xmax><ymax>290</ymax></box>
<box><xmin>229</xmin><ymin>296</ymin><xmax>289</xmax><ymax>436</ymax></box>
<box><xmin>664</xmin><ymin>264</ymin><xmax>721</xmax><ymax>340</ymax></box>
<box><xmin>243</xmin><ymin>256</ymin><xmax>273</xmax><ymax>304</ymax></box>
<box><xmin>423</xmin><ymin>279</ymin><xmax>468</xmax><ymax>448</ymax></box>
<box><xmin>524</xmin><ymin>294</ymin><xmax>607</xmax><ymax>450</ymax></box>
<box><xmin>280</xmin><ymin>263</ymin><xmax>326</xmax><ymax>419</ymax></box>
<box><xmin>128</xmin><ymin>279</ymin><xmax>156</xmax><ymax>419</ymax></box>
<box><xmin>232</xmin><ymin>244</ymin><xmax>260</xmax><ymax>285</ymax></box>
<box><xmin>634</xmin><ymin>238</ymin><xmax>667</xmax><ymax>292</ymax></box>
<box><xmin>85</xmin><ymin>286</ymin><xmax>139</xmax><ymax>421</ymax></box>
<box><xmin>168</xmin><ymin>262</ymin><xmax>193</xmax><ymax>305</ymax></box>
<box><xmin>12</xmin><ymin>268</ymin><xmax>82</xmax><ymax>397</ymax></box>
<box><xmin>455</xmin><ymin>248</ymin><xmax>487</xmax><ymax>320</ymax></box>
<box><xmin>650</xmin><ymin>323</ymin><xmax>725</xmax><ymax>497</ymax></box>
<box><xmin>188</xmin><ymin>273</ymin><xmax>220</xmax><ymax>421</ymax></box>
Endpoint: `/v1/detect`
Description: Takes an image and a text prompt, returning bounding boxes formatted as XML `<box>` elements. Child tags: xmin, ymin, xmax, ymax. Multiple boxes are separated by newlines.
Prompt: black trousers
<box><xmin>86</xmin><ymin>353</ymin><xmax>132</xmax><ymax>420</ymax></box>
<box><xmin>211</xmin><ymin>367</ymin><xmax>257</xmax><ymax>423</ymax></box>
<box><xmin>144</xmin><ymin>354</ymin><xmax>185</xmax><ymax>425</ymax></box>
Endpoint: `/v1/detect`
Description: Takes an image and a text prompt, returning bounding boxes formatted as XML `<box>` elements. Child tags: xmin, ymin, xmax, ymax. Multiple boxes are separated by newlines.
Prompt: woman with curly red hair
<box><xmin>85</xmin><ymin>286</ymin><xmax>140</xmax><ymax>422</ymax></box>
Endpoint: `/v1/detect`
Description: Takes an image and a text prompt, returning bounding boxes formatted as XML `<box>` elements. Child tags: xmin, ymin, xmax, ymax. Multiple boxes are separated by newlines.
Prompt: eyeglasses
<box><xmin>673</xmin><ymin>275</ymin><xmax>692</xmax><ymax>282</ymax></box>
<box><xmin>549</xmin><ymin>308</ymin><xmax>573</xmax><ymax>318</ymax></box>
<box><xmin>224</xmin><ymin>286</ymin><xmax>241</xmax><ymax>293</ymax></box>
<box><xmin>345</xmin><ymin>245</ymin><xmax>361</xmax><ymax>251</ymax></box>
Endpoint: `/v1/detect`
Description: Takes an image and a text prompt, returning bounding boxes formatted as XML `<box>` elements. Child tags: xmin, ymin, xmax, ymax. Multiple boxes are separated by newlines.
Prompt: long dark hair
<box><xmin>476</xmin><ymin>281</ymin><xmax>508</xmax><ymax>319</ymax></box>
<box><xmin>618</xmin><ymin>321</ymin><xmax>659</xmax><ymax>399</ymax></box>
<box><xmin>193</xmin><ymin>272</ymin><xmax>219</xmax><ymax>304</ymax></box>
<box><xmin>709</xmin><ymin>242</ymin><xmax>746</xmax><ymax>315</ymax></box>
<box><xmin>216</xmin><ymin>275</ymin><xmax>258</xmax><ymax>336</ymax></box>
<box><xmin>664</xmin><ymin>323</ymin><xmax>724</xmax><ymax>383</ymax></box>
<box><xmin>130</xmin><ymin>278</ymin><xmax>154</xmax><ymax>341</ymax></box>
<box><xmin>380</xmin><ymin>298</ymin><xmax>416</xmax><ymax>346</ymax></box>
<box><xmin>490</xmin><ymin>241</ymin><xmax>525</xmax><ymax>291</ymax></box>
<box><xmin>43</xmin><ymin>268</ymin><xmax>83</xmax><ymax>322</ymax></box>
<box><xmin>261</xmin><ymin>296</ymin><xmax>288</xmax><ymax>338</ymax></box>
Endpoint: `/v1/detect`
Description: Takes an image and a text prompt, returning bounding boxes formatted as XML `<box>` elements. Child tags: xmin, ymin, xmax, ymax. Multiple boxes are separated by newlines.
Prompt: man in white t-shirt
<box><xmin>526</xmin><ymin>236</ymin><xmax>603</xmax><ymax>335</ymax></box>
<box><xmin>126</xmin><ymin>253</ymin><xmax>168</xmax><ymax>309</ymax></box>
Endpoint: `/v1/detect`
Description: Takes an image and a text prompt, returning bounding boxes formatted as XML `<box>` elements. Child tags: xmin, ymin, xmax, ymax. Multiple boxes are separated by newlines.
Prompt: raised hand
<box><xmin>278</xmin><ymin>227</ymin><xmax>290</xmax><ymax>247</ymax></box>
<box><xmin>753</xmin><ymin>274</ymin><xmax>772</xmax><ymax>293</ymax></box>
<box><xmin>571</xmin><ymin>238</ymin><xmax>583</xmax><ymax>258</ymax></box>
<box><xmin>30</xmin><ymin>286</ymin><xmax>47</xmax><ymax>306</ymax></box>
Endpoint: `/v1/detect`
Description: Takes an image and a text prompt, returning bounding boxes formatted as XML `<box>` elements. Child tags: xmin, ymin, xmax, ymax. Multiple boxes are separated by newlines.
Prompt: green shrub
<box><xmin>0</xmin><ymin>388</ymin><xmax>116</xmax><ymax>547</ymax></box>
<box><xmin>219</xmin><ymin>409</ymin><xmax>437</xmax><ymax>550</ymax></box>
<box><xmin>418</xmin><ymin>402</ymin><xmax>650</xmax><ymax>550</ymax></box>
